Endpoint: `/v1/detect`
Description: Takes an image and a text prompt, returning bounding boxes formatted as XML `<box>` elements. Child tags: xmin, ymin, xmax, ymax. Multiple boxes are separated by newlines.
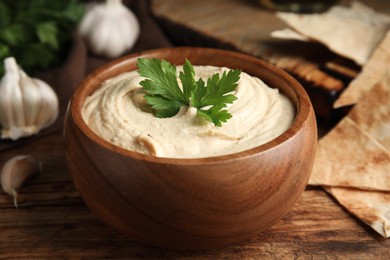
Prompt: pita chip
<box><xmin>309</xmin><ymin>50</ymin><xmax>390</xmax><ymax>238</ymax></box>
<box><xmin>325</xmin><ymin>187</ymin><xmax>390</xmax><ymax>238</ymax></box>
<box><xmin>270</xmin><ymin>28</ymin><xmax>309</xmax><ymax>41</ymax></box>
<box><xmin>275</xmin><ymin>1</ymin><xmax>390</xmax><ymax>66</ymax></box>
<box><xmin>310</xmin><ymin>68</ymin><xmax>390</xmax><ymax>189</ymax></box>
<box><xmin>334</xmin><ymin>30</ymin><xmax>390</xmax><ymax>108</ymax></box>
<box><xmin>348</xmin><ymin>71</ymin><xmax>390</xmax><ymax>148</ymax></box>
<box><xmin>309</xmin><ymin>117</ymin><xmax>390</xmax><ymax>191</ymax></box>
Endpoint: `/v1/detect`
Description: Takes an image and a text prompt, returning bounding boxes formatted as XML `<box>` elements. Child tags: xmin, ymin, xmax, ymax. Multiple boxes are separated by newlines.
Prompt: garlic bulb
<box><xmin>0</xmin><ymin>57</ymin><xmax>59</xmax><ymax>140</ymax></box>
<box><xmin>78</xmin><ymin>0</ymin><xmax>140</xmax><ymax>58</ymax></box>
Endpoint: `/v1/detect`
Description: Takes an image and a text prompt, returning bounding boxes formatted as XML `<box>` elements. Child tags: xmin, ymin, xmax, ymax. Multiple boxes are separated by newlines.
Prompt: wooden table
<box><xmin>2</xmin><ymin>0</ymin><xmax>390</xmax><ymax>258</ymax></box>
<box><xmin>1</xmin><ymin>134</ymin><xmax>388</xmax><ymax>258</ymax></box>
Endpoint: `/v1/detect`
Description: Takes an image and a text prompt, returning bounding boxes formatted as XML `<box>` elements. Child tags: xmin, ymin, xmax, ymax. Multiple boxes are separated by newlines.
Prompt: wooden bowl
<box><xmin>64</xmin><ymin>47</ymin><xmax>317</xmax><ymax>250</ymax></box>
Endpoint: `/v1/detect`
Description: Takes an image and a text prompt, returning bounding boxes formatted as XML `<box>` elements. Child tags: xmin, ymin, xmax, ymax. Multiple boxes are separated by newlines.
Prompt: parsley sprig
<box><xmin>137</xmin><ymin>58</ymin><xmax>241</xmax><ymax>127</ymax></box>
<box><xmin>0</xmin><ymin>0</ymin><xmax>85</xmax><ymax>76</ymax></box>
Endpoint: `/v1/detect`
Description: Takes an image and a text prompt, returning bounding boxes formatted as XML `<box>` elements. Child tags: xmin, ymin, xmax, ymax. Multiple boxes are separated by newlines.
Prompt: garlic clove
<box><xmin>0</xmin><ymin>155</ymin><xmax>41</xmax><ymax>207</ymax></box>
<box><xmin>20</xmin><ymin>73</ymin><xmax>42</xmax><ymax>127</ymax></box>
<box><xmin>0</xmin><ymin>57</ymin><xmax>24</xmax><ymax>130</ymax></box>
<box><xmin>78</xmin><ymin>0</ymin><xmax>140</xmax><ymax>58</ymax></box>
<box><xmin>0</xmin><ymin>57</ymin><xmax>59</xmax><ymax>140</ymax></box>
<box><xmin>34</xmin><ymin>77</ymin><xmax>59</xmax><ymax>129</ymax></box>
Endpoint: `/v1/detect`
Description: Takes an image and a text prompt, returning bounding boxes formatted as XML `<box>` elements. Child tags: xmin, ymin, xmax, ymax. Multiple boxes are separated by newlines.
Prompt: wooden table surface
<box><xmin>0</xmin><ymin>133</ymin><xmax>390</xmax><ymax>259</ymax></box>
<box><xmin>1</xmin><ymin>134</ymin><xmax>388</xmax><ymax>258</ymax></box>
<box><xmin>2</xmin><ymin>0</ymin><xmax>390</xmax><ymax>258</ymax></box>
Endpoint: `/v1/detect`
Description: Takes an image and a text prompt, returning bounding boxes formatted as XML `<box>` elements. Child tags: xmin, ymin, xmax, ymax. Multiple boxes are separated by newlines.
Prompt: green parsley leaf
<box><xmin>137</xmin><ymin>58</ymin><xmax>187</xmax><ymax>104</ymax></box>
<box><xmin>197</xmin><ymin>103</ymin><xmax>233</xmax><ymax>127</ymax></box>
<box><xmin>137</xmin><ymin>58</ymin><xmax>241</xmax><ymax>127</ymax></box>
<box><xmin>179</xmin><ymin>58</ymin><xmax>197</xmax><ymax>102</ymax></box>
<box><xmin>143</xmin><ymin>95</ymin><xmax>182</xmax><ymax>118</ymax></box>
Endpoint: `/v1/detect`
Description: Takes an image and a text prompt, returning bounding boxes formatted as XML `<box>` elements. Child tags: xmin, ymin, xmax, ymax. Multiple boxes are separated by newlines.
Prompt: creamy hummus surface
<box><xmin>82</xmin><ymin>65</ymin><xmax>295</xmax><ymax>158</ymax></box>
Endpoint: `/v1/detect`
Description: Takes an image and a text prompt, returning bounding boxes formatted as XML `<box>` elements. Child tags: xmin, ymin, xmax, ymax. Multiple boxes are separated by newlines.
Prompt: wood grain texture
<box><xmin>149</xmin><ymin>0</ymin><xmax>389</xmax><ymax>123</ymax></box>
<box><xmin>150</xmin><ymin>0</ymin><xmax>353</xmax><ymax>84</ymax></box>
<box><xmin>151</xmin><ymin>0</ymin><xmax>390</xmax><ymax>69</ymax></box>
<box><xmin>0</xmin><ymin>135</ymin><xmax>389</xmax><ymax>258</ymax></box>
<box><xmin>63</xmin><ymin>47</ymin><xmax>317</xmax><ymax>250</ymax></box>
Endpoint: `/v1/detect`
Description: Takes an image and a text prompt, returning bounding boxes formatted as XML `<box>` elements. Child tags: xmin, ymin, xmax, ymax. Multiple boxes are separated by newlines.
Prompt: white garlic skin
<box><xmin>0</xmin><ymin>155</ymin><xmax>41</xmax><ymax>207</ymax></box>
<box><xmin>78</xmin><ymin>0</ymin><xmax>140</xmax><ymax>58</ymax></box>
<box><xmin>0</xmin><ymin>57</ymin><xmax>59</xmax><ymax>140</ymax></box>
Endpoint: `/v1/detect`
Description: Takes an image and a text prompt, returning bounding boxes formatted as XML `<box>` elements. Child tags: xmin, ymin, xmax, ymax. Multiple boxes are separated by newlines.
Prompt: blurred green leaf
<box><xmin>0</xmin><ymin>43</ymin><xmax>10</xmax><ymax>57</ymax></box>
<box><xmin>0</xmin><ymin>43</ymin><xmax>10</xmax><ymax>76</ymax></box>
<box><xmin>62</xmin><ymin>1</ymin><xmax>86</xmax><ymax>24</ymax></box>
<box><xmin>0</xmin><ymin>23</ymin><xmax>32</xmax><ymax>46</ymax></box>
<box><xmin>22</xmin><ymin>43</ymin><xmax>57</xmax><ymax>69</ymax></box>
<box><xmin>0</xmin><ymin>0</ymin><xmax>85</xmax><ymax>76</ymax></box>
<box><xmin>0</xmin><ymin>0</ymin><xmax>11</xmax><ymax>27</ymax></box>
<box><xmin>36</xmin><ymin>22</ymin><xmax>59</xmax><ymax>49</ymax></box>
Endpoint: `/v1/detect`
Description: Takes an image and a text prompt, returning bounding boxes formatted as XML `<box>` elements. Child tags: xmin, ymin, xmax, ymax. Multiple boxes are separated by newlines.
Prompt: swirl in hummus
<box><xmin>82</xmin><ymin>65</ymin><xmax>295</xmax><ymax>158</ymax></box>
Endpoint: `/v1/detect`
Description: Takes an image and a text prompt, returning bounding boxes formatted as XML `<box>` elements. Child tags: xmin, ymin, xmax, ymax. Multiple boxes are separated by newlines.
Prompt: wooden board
<box><xmin>1</xmin><ymin>134</ymin><xmax>390</xmax><ymax>258</ymax></box>
<box><xmin>150</xmin><ymin>0</ymin><xmax>390</xmax><ymax>124</ymax></box>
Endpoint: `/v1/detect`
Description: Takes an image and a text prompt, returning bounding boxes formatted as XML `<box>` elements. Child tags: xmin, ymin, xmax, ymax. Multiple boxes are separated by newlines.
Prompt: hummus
<box><xmin>82</xmin><ymin>65</ymin><xmax>295</xmax><ymax>158</ymax></box>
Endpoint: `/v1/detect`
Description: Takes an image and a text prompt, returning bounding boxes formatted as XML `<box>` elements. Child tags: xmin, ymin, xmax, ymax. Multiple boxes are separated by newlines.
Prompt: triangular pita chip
<box><xmin>325</xmin><ymin>187</ymin><xmax>390</xmax><ymax>238</ymax></box>
<box><xmin>310</xmin><ymin>65</ymin><xmax>390</xmax><ymax>238</ymax></box>
<box><xmin>276</xmin><ymin>1</ymin><xmax>390</xmax><ymax>66</ymax></box>
<box><xmin>309</xmin><ymin>117</ymin><xmax>390</xmax><ymax>191</ymax></box>
<box><xmin>348</xmin><ymin>71</ymin><xmax>390</xmax><ymax>148</ymax></box>
<box><xmin>334</xmin><ymin>31</ymin><xmax>390</xmax><ymax>108</ymax></box>
<box><xmin>271</xmin><ymin>28</ymin><xmax>309</xmax><ymax>41</ymax></box>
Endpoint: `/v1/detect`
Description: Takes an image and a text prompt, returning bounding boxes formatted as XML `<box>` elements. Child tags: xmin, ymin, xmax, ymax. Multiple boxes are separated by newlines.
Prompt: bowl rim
<box><xmin>69</xmin><ymin>47</ymin><xmax>313</xmax><ymax>165</ymax></box>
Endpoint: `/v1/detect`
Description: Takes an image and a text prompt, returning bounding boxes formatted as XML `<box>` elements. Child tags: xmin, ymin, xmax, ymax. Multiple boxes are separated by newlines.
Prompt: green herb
<box><xmin>0</xmin><ymin>0</ymin><xmax>85</xmax><ymax>76</ymax></box>
<box><xmin>137</xmin><ymin>58</ymin><xmax>241</xmax><ymax>127</ymax></box>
